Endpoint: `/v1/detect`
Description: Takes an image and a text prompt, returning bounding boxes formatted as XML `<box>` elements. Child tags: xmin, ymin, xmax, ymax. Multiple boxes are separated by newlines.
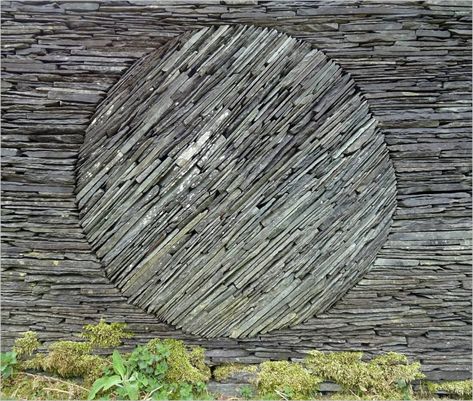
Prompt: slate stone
<box><xmin>1</xmin><ymin>0</ymin><xmax>471</xmax><ymax>382</ymax></box>
<box><xmin>76</xmin><ymin>25</ymin><xmax>396</xmax><ymax>339</ymax></box>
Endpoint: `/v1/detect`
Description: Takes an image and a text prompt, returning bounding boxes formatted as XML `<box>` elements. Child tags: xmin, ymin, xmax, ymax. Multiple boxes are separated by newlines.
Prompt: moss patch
<box><xmin>147</xmin><ymin>338</ymin><xmax>211</xmax><ymax>384</ymax></box>
<box><xmin>81</xmin><ymin>319</ymin><xmax>133</xmax><ymax>348</ymax></box>
<box><xmin>1</xmin><ymin>372</ymin><xmax>88</xmax><ymax>400</ymax></box>
<box><xmin>257</xmin><ymin>360</ymin><xmax>321</xmax><ymax>400</ymax></box>
<box><xmin>13</xmin><ymin>332</ymin><xmax>40</xmax><ymax>358</ymax></box>
<box><xmin>304</xmin><ymin>351</ymin><xmax>424</xmax><ymax>400</ymax></box>
<box><xmin>425</xmin><ymin>380</ymin><xmax>472</xmax><ymax>400</ymax></box>
<box><xmin>41</xmin><ymin>341</ymin><xmax>92</xmax><ymax>378</ymax></box>
<box><xmin>20</xmin><ymin>340</ymin><xmax>110</xmax><ymax>385</ymax></box>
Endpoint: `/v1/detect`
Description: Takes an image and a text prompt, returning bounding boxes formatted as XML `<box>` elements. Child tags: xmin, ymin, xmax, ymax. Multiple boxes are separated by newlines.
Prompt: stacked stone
<box><xmin>76</xmin><ymin>25</ymin><xmax>395</xmax><ymax>338</ymax></box>
<box><xmin>1</xmin><ymin>0</ymin><xmax>471</xmax><ymax>381</ymax></box>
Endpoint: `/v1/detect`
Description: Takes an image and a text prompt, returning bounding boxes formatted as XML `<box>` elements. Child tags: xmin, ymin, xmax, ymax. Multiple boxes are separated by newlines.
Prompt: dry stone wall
<box><xmin>1</xmin><ymin>0</ymin><xmax>471</xmax><ymax>381</ymax></box>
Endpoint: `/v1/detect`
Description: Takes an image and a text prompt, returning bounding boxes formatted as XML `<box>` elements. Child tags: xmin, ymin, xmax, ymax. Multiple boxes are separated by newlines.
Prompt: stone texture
<box><xmin>1</xmin><ymin>0</ymin><xmax>471</xmax><ymax>381</ymax></box>
<box><xmin>76</xmin><ymin>25</ymin><xmax>395</xmax><ymax>339</ymax></box>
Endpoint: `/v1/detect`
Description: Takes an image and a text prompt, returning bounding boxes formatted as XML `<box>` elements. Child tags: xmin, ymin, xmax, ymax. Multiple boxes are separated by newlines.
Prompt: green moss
<box><xmin>258</xmin><ymin>391</ymin><xmax>284</xmax><ymax>400</ymax></box>
<box><xmin>257</xmin><ymin>361</ymin><xmax>321</xmax><ymax>400</ymax></box>
<box><xmin>80</xmin><ymin>319</ymin><xmax>133</xmax><ymax>348</ymax></box>
<box><xmin>13</xmin><ymin>331</ymin><xmax>40</xmax><ymax>358</ymax></box>
<box><xmin>147</xmin><ymin>338</ymin><xmax>211</xmax><ymax>385</ymax></box>
<box><xmin>20</xmin><ymin>354</ymin><xmax>47</xmax><ymax>371</ymax></box>
<box><xmin>304</xmin><ymin>351</ymin><xmax>424</xmax><ymax>400</ymax></box>
<box><xmin>22</xmin><ymin>341</ymin><xmax>109</xmax><ymax>382</ymax></box>
<box><xmin>1</xmin><ymin>372</ymin><xmax>88</xmax><ymax>400</ymax></box>
<box><xmin>50</xmin><ymin>340</ymin><xmax>92</xmax><ymax>355</ymax></box>
<box><xmin>42</xmin><ymin>341</ymin><xmax>92</xmax><ymax>377</ymax></box>
<box><xmin>189</xmin><ymin>346</ymin><xmax>212</xmax><ymax>380</ymax></box>
<box><xmin>304</xmin><ymin>351</ymin><xmax>365</xmax><ymax>394</ymax></box>
<box><xmin>214</xmin><ymin>363</ymin><xmax>258</xmax><ymax>382</ymax></box>
<box><xmin>78</xmin><ymin>355</ymin><xmax>111</xmax><ymax>387</ymax></box>
<box><xmin>425</xmin><ymin>380</ymin><xmax>472</xmax><ymax>400</ymax></box>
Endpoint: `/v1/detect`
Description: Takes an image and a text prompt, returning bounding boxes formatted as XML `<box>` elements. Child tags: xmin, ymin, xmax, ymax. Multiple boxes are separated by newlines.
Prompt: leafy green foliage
<box><xmin>81</xmin><ymin>320</ymin><xmax>133</xmax><ymax>348</ymax></box>
<box><xmin>88</xmin><ymin>341</ymin><xmax>211</xmax><ymax>400</ymax></box>
<box><xmin>257</xmin><ymin>361</ymin><xmax>321</xmax><ymax>400</ymax></box>
<box><xmin>128</xmin><ymin>342</ymin><xmax>168</xmax><ymax>380</ymax></box>
<box><xmin>1</xmin><ymin>351</ymin><xmax>17</xmax><ymax>379</ymax></box>
<box><xmin>88</xmin><ymin>351</ymin><xmax>138</xmax><ymax>400</ymax></box>
<box><xmin>13</xmin><ymin>331</ymin><xmax>40</xmax><ymax>358</ymax></box>
<box><xmin>81</xmin><ymin>355</ymin><xmax>112</xmax><ymax>387</ymax></box>
<box><xmin>304</xmin><ymin>351</ymin><xmax>425</xmax><ymax>400</ymax></box>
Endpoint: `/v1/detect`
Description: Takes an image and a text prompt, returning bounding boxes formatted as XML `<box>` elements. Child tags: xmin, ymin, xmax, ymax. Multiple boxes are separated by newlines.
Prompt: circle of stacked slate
<box><xmin>76</xmin><ymin>25</ymin><xmax>397</xmax><ymax>339</ymax></box>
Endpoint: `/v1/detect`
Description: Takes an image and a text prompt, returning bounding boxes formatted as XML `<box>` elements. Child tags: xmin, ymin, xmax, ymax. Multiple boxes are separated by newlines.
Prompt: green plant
<box><xmin>240</xmin><ymin>385</ymin><xmax>254</xmax><ymax>399</ymax></box>
<box><xmin>81</xmin><ymin>320</ymin><xmax>133</xmax><ymax>348</ymax></box>
<box><xmin>257</xmin><ymin>361</ymin><xmax>321</xmax><ymax>400</ymax></box>
<box><xmin>1</xmin><ymin>351</ymin><xmax>17</xmax><ymax>379</ymax></box>
<box><xmin>129</xmin><ymin>343</ymin><xmax>168</xmax><ymax>378</ymax></box>
<box><xmin>147</xmin><ymin>340</ymin><xmax>211</xmax><ymax>400</ymax></box>
<box><xmin>88</xmin><ymin>350</ymin><xmax>139</xmax><ymax>400</ymax></box>
<box><xmin>80</xmin><ymin>355</ymin><xmax>112</xmax><ymax>386</ymax></box>
<box><xmin>177</xmin><ymin>382</ymin><xmax>195</xmax><ymax>400</ymax></box>
<box><xmin>89</xmin><ymin>341</ymin><xmax>211</xmax><ymax>400</ymax></box>
<box><xmin>304</xmin><ymin>351</ymin><xmax>424</xmax><ymax>400</ymax></box>
<box><xmin>13</xmin><ymin>331</ymin><xmax>40</xmax><ymax>358</ymax></box>
<box><xmin>6</xmin><ymin>330</ymin><xmax>213</xmax><ymax>400</ymax></box>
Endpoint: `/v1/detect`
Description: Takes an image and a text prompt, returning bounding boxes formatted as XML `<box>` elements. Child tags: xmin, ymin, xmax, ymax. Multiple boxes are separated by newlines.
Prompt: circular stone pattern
<box><xmin>76</xmin><ymin>25</ymin><xmax>396</xmax><ymax>338</ymax></box>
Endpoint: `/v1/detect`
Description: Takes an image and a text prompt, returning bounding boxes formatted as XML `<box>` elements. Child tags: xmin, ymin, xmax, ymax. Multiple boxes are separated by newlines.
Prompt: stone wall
<box><xmin>1</xmin><ymin>0</ymin><xmax>471</xmax><ymax>381</ymax></box>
